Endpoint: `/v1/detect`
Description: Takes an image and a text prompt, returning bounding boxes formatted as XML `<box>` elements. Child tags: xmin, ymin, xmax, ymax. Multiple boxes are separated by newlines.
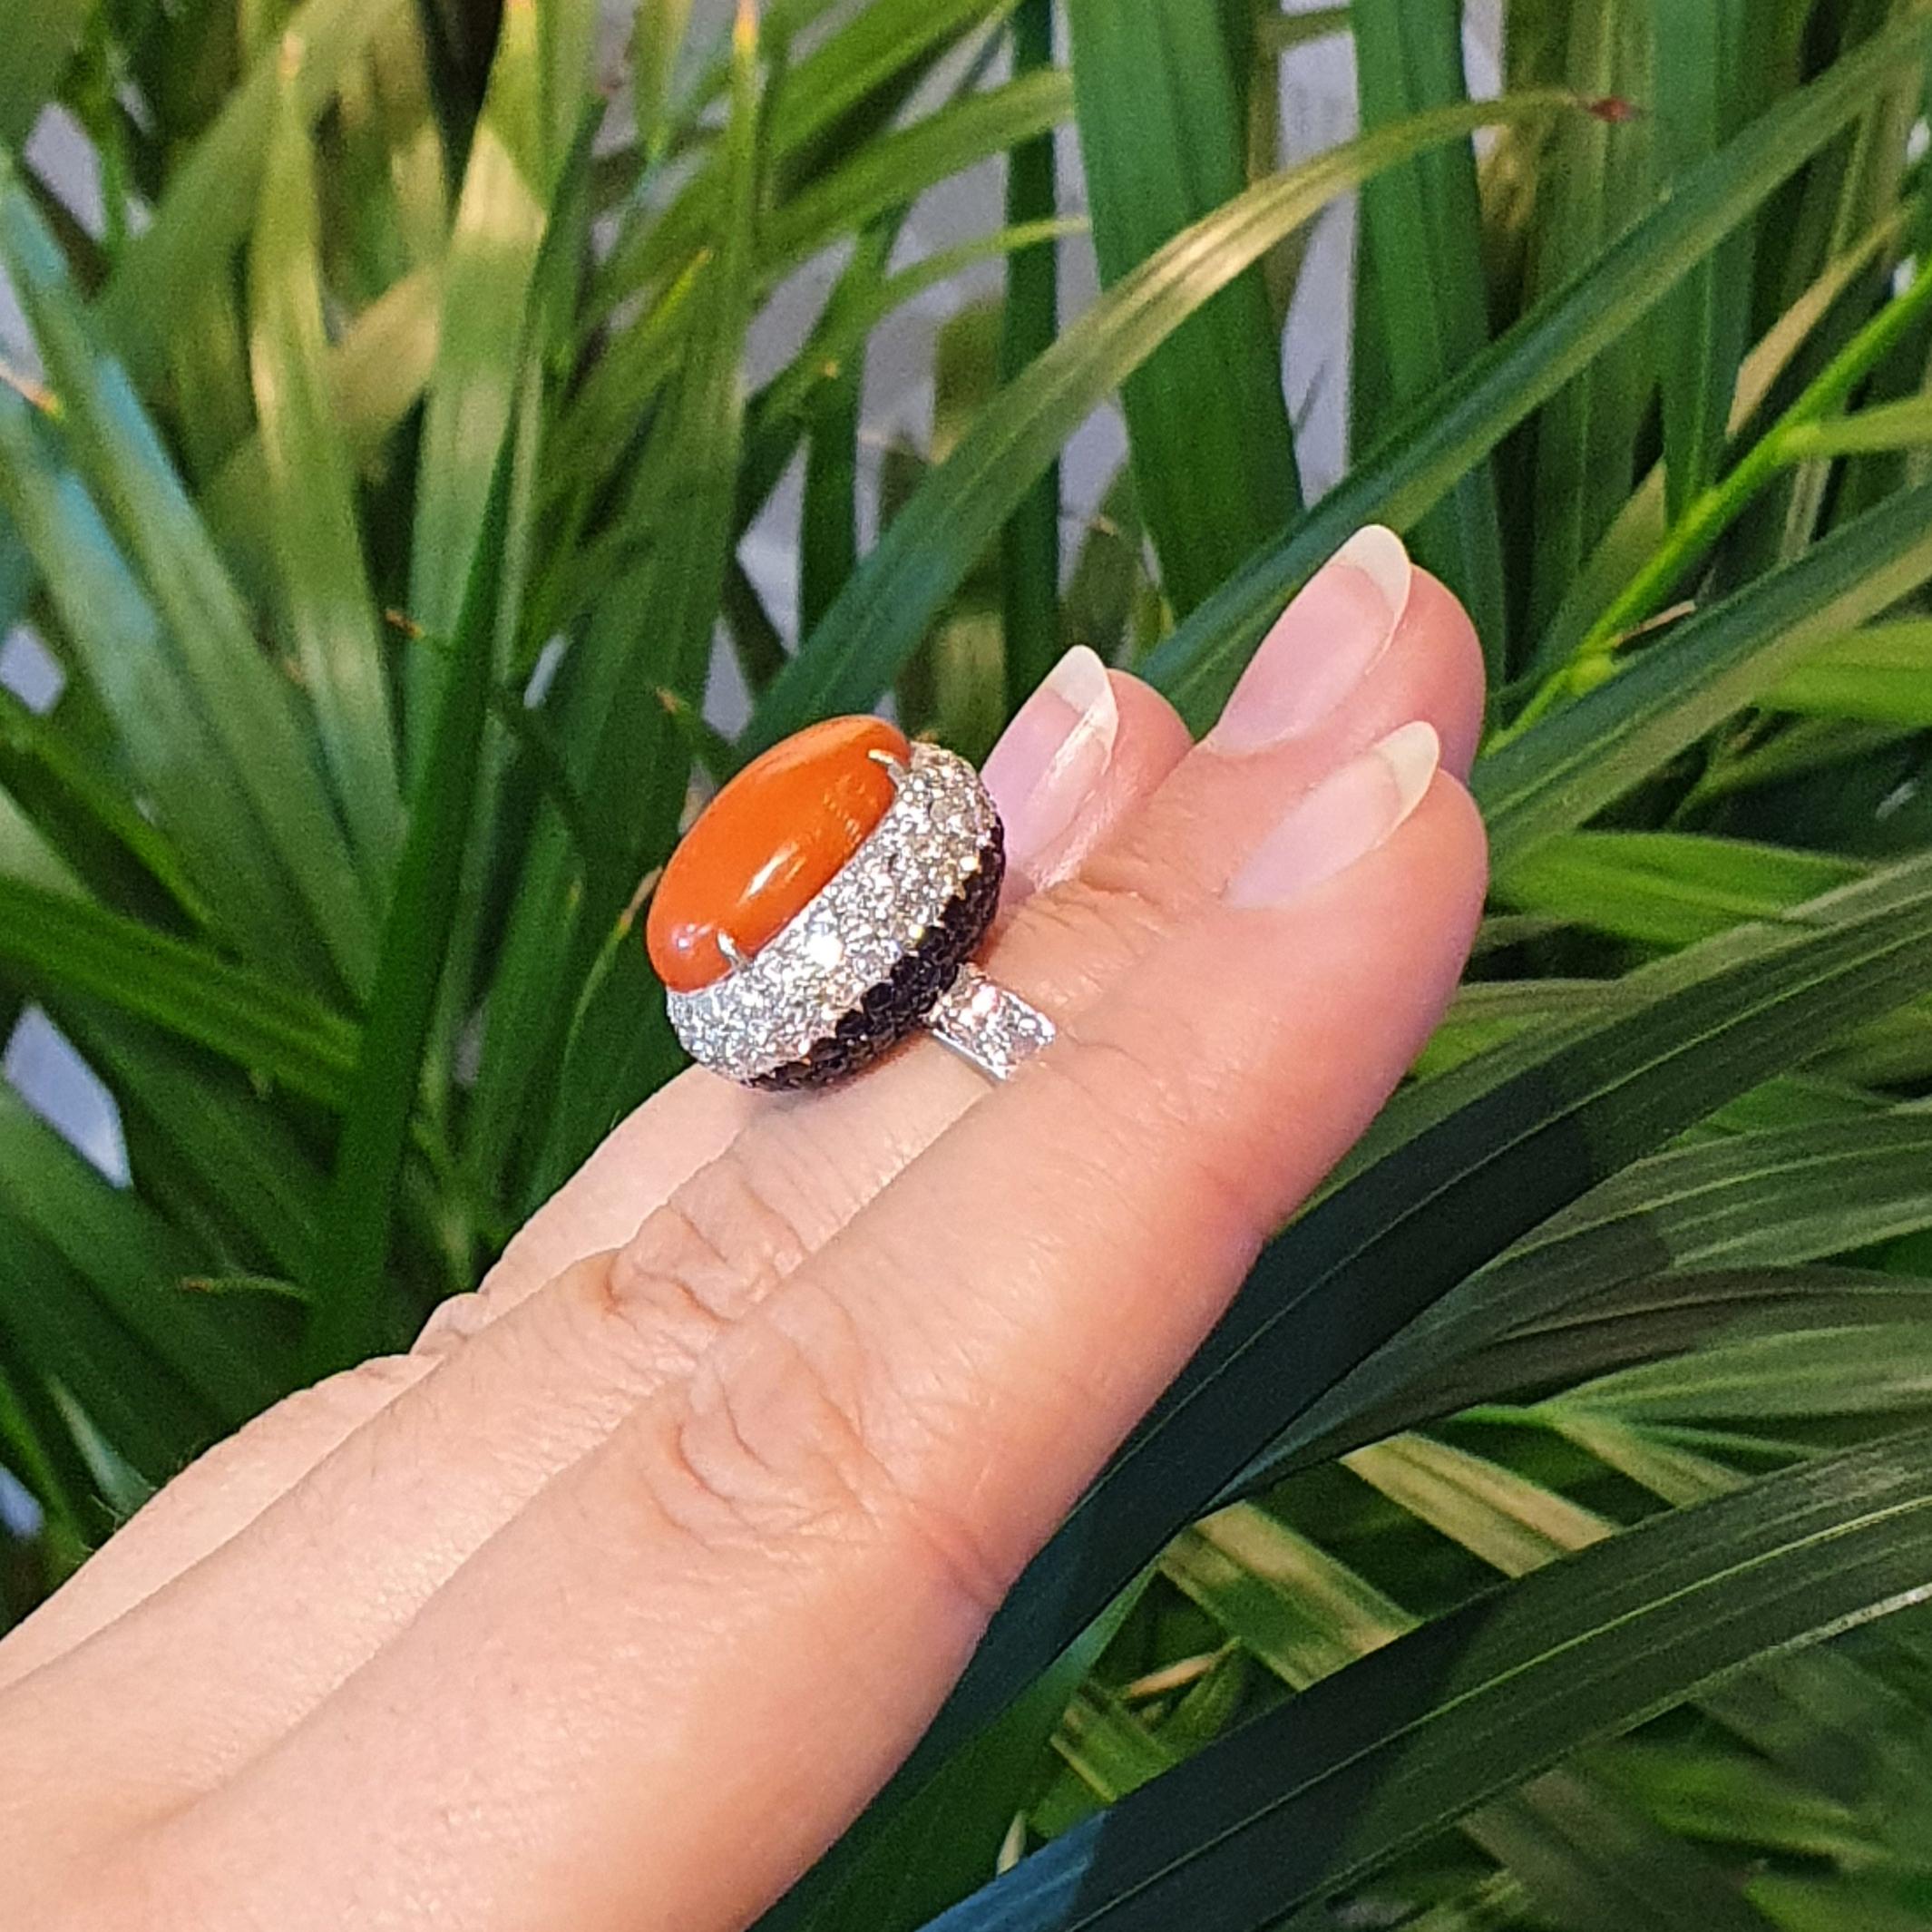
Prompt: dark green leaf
<box><xmin>562</xmin><ymin>73</ymin><xmax>1075</xmax><ymax>495</ymax></box>
<box><xmin>0</xmin><ymin>1211</ymin><xmax>220</xmax><ymax>1487</ymax></box>
<box><xmin>206</xmin><ymin>263</ymin><xmax>444</xmax><ymax>603</ymax></box>
<box><xmin>924</xmin><ymin>1428</ymin><xmax>1932</xmax><ymax>1932</ymax></box>
<box><xmin>404</xmin><ymin>0</ymin><xmax>585</xmax><ymax>765</ymax></box>
<box><xmin>1466</xmin><ymin>1767</ymin><xmax>1783</xmax><ymax>1932</ymax></box>
<box><xmin>1649</xmin><ymin>0</ymin><xmax>1754</xmax><ymax>519</ymax></box>
<box><xmin>1313</xmin><ymin>1109</ymin><xmax>1932</xmax><ymax>1435</ymax></box>
<box><xmin>763</xmin><ymin>72</ymin><xmax>1073</xmax><ymax>285</ymax></box>
<box><xmin>1000</xmin><ymin>0</ymin><xmax>1061</xmax><ymax>707</ymax></box>
<box><xmin>1298</xmin><ymin>1270</ymin><xmax>1932</xmax><ymax>1465</ymax></box>
<box><xmin>499</xmin><ymin>0</ymin><xmax>766</xmax><ymax>1203</ymax></box>
<box><xmin>0</xmin><ymin>683</ymin><xmax>212</xmax><ymax>926</ymax></box>
<box><xmin>83</xmin><ymin>1017</ymin><xmax>329</xmax><ymax>1283</ymax></box>
<box><xmin>1065</xmin><ymin>0</ymin><xmax>1301</xmax><ymax>614</ymax></box>
<box><xmin>592</xmin><ymin>0</ymin><xmax>1007</xmax><ymax>316</ymax></box>
<box><xmin>0</xmin><ymin>156</ymin><xmax>379</xmax><ymax>995</ymax></box>
<box><xmin>1518</xmin><ymin>0</ymin><xmax>1654</xmax><ymax>636</ymax></box>
<box><xmin>0</xmin><ymin>1088</ymin><xmax>289</xmax><ymax>1419</ymax></box>
<box><xmin>0</xmin><ymin>387</ymin><xmax>330</xmax><ymax>981</ymax></box>
<box><xmin>802</xmin><ymin>1586</ymin><xmax>1145</xmax><ymax>1932</ymax></box>
<box><xmin>1535</xmin><ymin>205</ymin><xmax>1906</xmax><ymax>675</ymax></box>
<box><xmin>1352</xmin><ymin>0</ymin><xmax>1506</xmax><ymax>665</ymax></box>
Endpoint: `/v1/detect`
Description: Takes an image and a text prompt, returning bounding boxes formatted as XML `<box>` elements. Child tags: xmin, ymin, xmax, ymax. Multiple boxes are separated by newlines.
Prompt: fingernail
<box><xmin>1207</xmin><ymin>526</ymin><xmax>1412</xmax><ymax>754</ymax></box>
<box><xmin>982</xmin><ymin>645</ymin><xmax>1119</xmax><ymax>880</ymax></box>
<box><xmin>1225</xmin><ymin>720</ymin><xmax>1439</xmax><ymax>907</ymax></box>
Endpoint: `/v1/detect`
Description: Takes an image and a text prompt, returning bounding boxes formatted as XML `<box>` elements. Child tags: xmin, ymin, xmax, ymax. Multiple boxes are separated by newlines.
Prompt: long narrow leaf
<box><xmin>1352</xmin><ymin>0</ymin><xmax>1506</xmax><ymax>664</ymax></box>
<box><xmin>1466</xmin><ymin>1767</ymin><xmax>1784</xmax><ymax>1932</ymax></box>
<box><xmin>523</xmin><ymin>2</ymin><xmax>766</xmax><ymax>1200</ymax></box>
<box><xmin>591</xmin><ymin>0</ymin><xmax>1007</xmax><ymax>316</ymax></box>
<box><xmin>925</xmin><ymin>1428</ymin><xmax>1932</xmax><ymax>1932</ymax></box>
<box><xmin>1536</xmin><ymin>204</ymin><xmax>1908</xmax><ymax>673</ymax></box>
<box><xmin>1000</xmin><ymin>0</ymin><xmax>1061</xmax><ymax>706</ymax></box>
<box><xmin>249</xmin><ymin>59</ymin><xmax>402</xmax><ymax>884</ymax></box>
<box><xmin>1650</xmin><ymin>0</ymin><xmax>1752</xmax><ymax>518</ymax></box>
<box><xmin>0</xmin><ymin>876</ymin><xmax>358</xmax><ymax>1105</ymax></box>
<box><xmin>207</xmin><ymin>263</ymin><xmax>443</xmax><ymax>601</ymax></box>
<box><xmin>1293</xmin><ymin>1114</ymin><xmax>1932</xmax><ymax>1464</ymax></box>
<box><xmin>1307</xmin><ymin>1269</ymin><xmax>1932</xmax><ymax>1456</ymax></box>
<box><xmin>559</xmin><ymin>73</ymin><xmax>1074</xmax><ymax>493</ymax></box>
<box><xmin>0</xmin><ymin>389</ymin><xmax>328</xmax><ymax>979</ymax></box>
<box><xmin>0</xmin><ymin>1214</ymin><xmax>220</xmax><ymax>1487</ymax></box>
<box><xmin>1524</xmin><ymin>2</ymin><xmax>1656</xmax><ymax>636</ymax></box>
<box><xmin>1498</xmin><ymin>834</ymin><xmax>1865</xmax><ymax>948</ymax></box>
<box><xmin>0</xmin><ymin>1088</ymin><xmax>289</xmax><ymax>1419</ymax></box>
<box><xmin>83</xmin><ymin>1017</ymin><xmax>329</xmax><ymax>1283</ymax></box>
<box><xmin>0</xmin><ymin>683</ymin><xmax>211</xmax><ymax>925</ymax></box>
<box><xmin>405</xmin><ymin>0</ymin><xmax>586</xmax><ymax>768</ymax></box>
<box><xmin>1064</xmin><ymin>0</ymin><xmax>1301</xmax><ymax>614</ymax></box>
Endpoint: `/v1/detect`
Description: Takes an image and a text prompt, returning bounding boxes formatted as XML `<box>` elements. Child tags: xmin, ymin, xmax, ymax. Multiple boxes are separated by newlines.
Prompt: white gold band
<box><xmin>924</xmin><ymin>964</ymin><xmax>1057</xmax><ymax>1081</ymax></box>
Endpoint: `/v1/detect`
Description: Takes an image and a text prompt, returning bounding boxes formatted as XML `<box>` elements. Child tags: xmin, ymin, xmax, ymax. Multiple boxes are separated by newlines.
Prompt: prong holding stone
<box><xmin>717</xmin><ymin>932</ymin><xmax>749</xmax><ymax>971</ymax></box>
<box><xmin>867</xmin><ymin>746</ymin><xmax>911</xmax><ymax>786</ymax></box>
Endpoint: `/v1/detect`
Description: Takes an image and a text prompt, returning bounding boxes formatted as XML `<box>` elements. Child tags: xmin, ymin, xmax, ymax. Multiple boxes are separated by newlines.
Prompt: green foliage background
<box><xmin>6</xmin><ymin>1</ymin><xmax>1932</xmax><ymax>1927</ymax></box>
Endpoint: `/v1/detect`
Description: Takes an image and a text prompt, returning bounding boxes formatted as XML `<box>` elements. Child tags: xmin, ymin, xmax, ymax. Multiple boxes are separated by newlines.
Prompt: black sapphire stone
<box><xmin>751</xmin><ymin>823</ymin><xmax>1006</xmax><ymax>1091</ymax></box>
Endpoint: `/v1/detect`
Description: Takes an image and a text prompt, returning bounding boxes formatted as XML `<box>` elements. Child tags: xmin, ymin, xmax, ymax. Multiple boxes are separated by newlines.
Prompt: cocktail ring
<box><xmin>647</xmin><ymin>717</ymin><xmax>1057</xmax><ymax>1088</ymax></box>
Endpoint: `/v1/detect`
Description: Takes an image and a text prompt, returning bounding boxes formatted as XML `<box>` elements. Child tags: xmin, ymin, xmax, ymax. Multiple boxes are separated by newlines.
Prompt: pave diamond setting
<box><xmin>665</xmin><ymin>742</ymin><xmax>1008</xmax><ymax>1086</ymax></box>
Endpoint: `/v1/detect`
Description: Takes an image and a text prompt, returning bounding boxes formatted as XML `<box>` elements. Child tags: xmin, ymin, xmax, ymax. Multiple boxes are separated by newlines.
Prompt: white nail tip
<box><xmin>1331</xmin><ymin>524</ymin><xmax>1413</xmax><ymax>623</ymax></box>
<box><xmin>1373</xmin><ymin>718</ymin><xmax>1441</xmax><ymax>822</ymax></box>
<box><xmin>1042</xmin><ymin>644</ymin><xmax>1119</xmax><ymax>771</ymax></box>
<box><xmin>1045</xmin><ymin>645</ymin><xmax>1117</xmax><ymax>737</ymax></box>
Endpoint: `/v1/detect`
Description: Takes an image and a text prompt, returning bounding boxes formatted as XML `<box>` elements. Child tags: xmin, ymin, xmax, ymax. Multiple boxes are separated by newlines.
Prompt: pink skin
<box><xmin>0</xmin><ymin>545</ymin><xmax>1488</xmax><ymax>1932</ymax></box>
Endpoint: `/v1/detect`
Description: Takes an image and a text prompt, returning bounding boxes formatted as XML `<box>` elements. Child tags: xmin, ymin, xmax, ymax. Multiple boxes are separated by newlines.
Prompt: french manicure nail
<box><xmin>982</xmin><ymin>645</ymin><xmax>1120</xmax><ymax>880</ymax></box>
<box><xmin>1225</xmin><ymin>719</ymin><xmax>1440</xmax><ymax>907</ymax></box>
<box><xmin>1207</xmin><ymin>526</ymin><xmax>1412</xmax><ymax>755</ymax></box>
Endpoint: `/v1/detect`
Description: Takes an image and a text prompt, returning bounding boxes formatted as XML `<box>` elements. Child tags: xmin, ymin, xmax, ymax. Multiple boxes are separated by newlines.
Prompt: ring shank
<box><xmin>923</xmin><ymin>964</ymin><xmax>1056</xmax><ymax>1081</ymax></box>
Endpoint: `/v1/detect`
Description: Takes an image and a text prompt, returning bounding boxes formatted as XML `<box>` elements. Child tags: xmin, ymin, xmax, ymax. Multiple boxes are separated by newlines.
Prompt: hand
<box><xmin>0</xmin><ymin>529</ymin><xmax>1487</xmax><ymax>1931</ymax></box>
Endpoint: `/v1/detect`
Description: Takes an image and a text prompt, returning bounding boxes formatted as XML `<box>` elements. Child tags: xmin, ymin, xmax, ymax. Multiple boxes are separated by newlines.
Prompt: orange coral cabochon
<box><xmin>646</xmin><ymin>716</ymin><xmax>911</xmax><ymax>992</ymax></box>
